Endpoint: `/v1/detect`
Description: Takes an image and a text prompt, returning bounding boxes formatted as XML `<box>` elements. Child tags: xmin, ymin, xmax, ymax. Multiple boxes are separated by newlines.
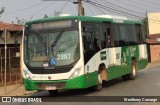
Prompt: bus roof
<box><xmin>26</xmin><ymin>15</ymin><xmax>143</xmax><ymax>25</ymax></box>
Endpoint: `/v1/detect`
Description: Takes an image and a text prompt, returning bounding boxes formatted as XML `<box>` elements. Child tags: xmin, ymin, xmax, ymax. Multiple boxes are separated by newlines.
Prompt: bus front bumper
<box><xmin>23</xmin><ymin>75</ymin><xmax>86</xmax><ymax>91</ymax></box>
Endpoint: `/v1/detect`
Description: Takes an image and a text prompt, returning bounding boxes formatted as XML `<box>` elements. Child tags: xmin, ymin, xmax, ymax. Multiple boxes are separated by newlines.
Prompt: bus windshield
<box><xmin>24</xmin><ymin>30</ymin><xmax>80</xmax><ymax>68</ymax></box>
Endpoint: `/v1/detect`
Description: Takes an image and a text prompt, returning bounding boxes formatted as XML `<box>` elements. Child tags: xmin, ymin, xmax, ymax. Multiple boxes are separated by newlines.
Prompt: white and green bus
<box><xmin>22</xmin><ymin>15</ymin><xmax>148</xmax><ymax>95</ymax></box>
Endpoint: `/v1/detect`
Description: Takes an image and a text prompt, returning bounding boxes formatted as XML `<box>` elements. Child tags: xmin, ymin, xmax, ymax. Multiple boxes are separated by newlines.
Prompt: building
<box><xmin>0</xmin><ymin>23</ymin><xmax>23</xmax><ymax>86</ymax></box>
<box><xmin>147</xmin><ymin>34</ymin><xmax>160</xmax><ymax>62</ymax></box>
<box><xmin>146</xmin><ymin>13</ymin><xmax>160</xmax><ymax>62</ymax></box>
<box><xmin>148</xmin><ymin>12</ymin><xmax>160</xmax><ymax>34</ymax></box>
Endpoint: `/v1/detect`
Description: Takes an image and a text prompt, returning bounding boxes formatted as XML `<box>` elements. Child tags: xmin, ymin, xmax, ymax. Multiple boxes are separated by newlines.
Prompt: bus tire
<box><xmin>48</xmin><ymin>90</ymin><xmax>58</xmax><ymax>96</ymax></box>
<box><xmin>129</xmin><ymin>62</ymin><xmax>137</xmax><ymax>80</ymax></box>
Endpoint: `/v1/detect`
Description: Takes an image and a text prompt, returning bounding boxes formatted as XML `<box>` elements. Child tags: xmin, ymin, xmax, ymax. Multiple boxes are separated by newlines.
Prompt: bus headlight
<box><xmin>69</xmin><ymin>67</ymin><xmax>81</xmax><ymax>79</ymax></box>
<box><xmin>23</xmin><ymin>69</ymin><xmax>31</xmax><ymax>80</ymax></box>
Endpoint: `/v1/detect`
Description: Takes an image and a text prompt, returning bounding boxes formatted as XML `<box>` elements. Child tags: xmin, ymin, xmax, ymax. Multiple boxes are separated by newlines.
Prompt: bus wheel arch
<box><xmin>98</xmin><ymin>63</ymin><xmax>107</xmax><ymax>81</ymax></box>
<box><xmin>122</xmin><ymin>57</ymin><xmax>137</xmax><ymax>81</ymax></box>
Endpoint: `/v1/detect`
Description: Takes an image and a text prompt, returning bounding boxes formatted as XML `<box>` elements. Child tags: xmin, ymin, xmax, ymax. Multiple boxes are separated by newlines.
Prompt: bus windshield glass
<box><xmin>24</xmin><ymin>19</ymin><xmax>80</xmax><ymax>68</ymax></box>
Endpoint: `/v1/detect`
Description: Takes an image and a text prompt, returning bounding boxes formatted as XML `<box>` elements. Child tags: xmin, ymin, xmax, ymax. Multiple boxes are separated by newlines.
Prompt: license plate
<box><xmin>45</xmin><ymin>86</ymin><xmax>56</xmax><ymax>90</ymax></box>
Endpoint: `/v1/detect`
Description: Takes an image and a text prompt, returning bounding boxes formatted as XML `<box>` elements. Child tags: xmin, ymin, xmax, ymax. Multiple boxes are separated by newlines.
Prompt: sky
<box><xmin>0</xmin><ymin>0</ymin><xmax>160</xmax><ymax>23</ymax></box>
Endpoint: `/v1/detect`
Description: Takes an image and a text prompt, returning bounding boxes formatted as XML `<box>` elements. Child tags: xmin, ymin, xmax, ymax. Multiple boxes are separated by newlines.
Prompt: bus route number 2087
<box><xmin>57</xmin><ymin>54</ymin><xmax>71</xmax><ymax>60</ymax></box>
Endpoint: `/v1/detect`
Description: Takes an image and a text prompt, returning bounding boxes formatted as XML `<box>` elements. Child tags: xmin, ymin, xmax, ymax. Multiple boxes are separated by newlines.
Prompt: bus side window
<box><xmin>119</xmin><ymin>25</ymin><xmax>128</xmax><ymax>46</ymax></box>
<box><xmin>112</xmin><ymin>24</ymin><xmax>119</xmax><ymax>47</ymax></box>
<box><xmin>82</xmin><ymin>32</ymin><xmax>94</xmax><ymax>51</ymax></box>
<box><xmin>82</xmin><ymin>31</ymin><xmax>96</xmax><ymax>64</ymax></box>
<box><xmin>135</xmin><ymin>25</ymin><xmax>142</xmax><ymax>44</ymax></box>
<box><xmin>106</xmin><ymin>27</ymin><xmax>111</xmax><ymax>47</ymax></box>
<box><xmin>93</xmin><ymin>23</ymin><xmax>105</xmax><ymax>50</ymax></box>
<box><xmin>126</xmin><ymin>25</ymin><xmax>137</xmax><ymax>45</ymax></box>
<box><xmin>141</xmin><ymin>25</ymin><xmax>146</xmax><ymax>44</ymax></box>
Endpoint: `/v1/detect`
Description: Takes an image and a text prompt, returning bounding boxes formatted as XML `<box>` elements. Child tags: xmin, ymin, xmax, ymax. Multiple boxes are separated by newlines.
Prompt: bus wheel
<box><xmin>48</xmin><ymin>90</ymin><xmax>58</xmax><ymax>96</ymax></box>
<box><xmin>129</xmin><ymin>62</ymin><xmax>137</xmax><ymax>80</ymax></box>
<box><xmin>93</xmin><ymin>72</ymin><xmax>103</xmax><ymax>91</ymax></box>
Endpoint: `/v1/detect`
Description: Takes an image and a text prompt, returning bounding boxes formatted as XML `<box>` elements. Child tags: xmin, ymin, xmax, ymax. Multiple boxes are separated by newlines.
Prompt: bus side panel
<box><xmin>65</xmin><ymin>75</ymin><xmax>86</xmax><ymax>89</ymax></box>
<box><xmin>137</xmin><ymin>59</ymin><xmax>148</xmax><ymax>70</ymax></box>
<box><xmin>107</xmin><ymin>65</ymin><xmax>131</xmax><ymax>81</ymax></box>
<box><xmin>84</xmin><ymin>71</ymin><xmax>98</xmax><ymax>88</ymax></box>
<box><xmin>137</xmin><ymin>44</ymin><xmax>148</xmax><ymax>70</ymax></box>
<box><xmin>83</xmin><ymin>45</ymin><xmax>148</xmax><ymax>86</ymax></box>
<box><xmin>107</xmin><ymin>46</ymin><xmax>131</xmax><ymax>80</ymax></box>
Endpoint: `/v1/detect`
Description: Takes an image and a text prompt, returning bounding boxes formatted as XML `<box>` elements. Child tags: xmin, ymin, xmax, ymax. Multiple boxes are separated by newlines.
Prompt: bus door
<box><xmin>103</xmin><ymin>23</ymin><xmax>117</xmax><ymax>79</ymax></box>
<box><xmin>82</xmin><ymin>24</ymin><xmax>97</xmax><ymax>87</ymax></box>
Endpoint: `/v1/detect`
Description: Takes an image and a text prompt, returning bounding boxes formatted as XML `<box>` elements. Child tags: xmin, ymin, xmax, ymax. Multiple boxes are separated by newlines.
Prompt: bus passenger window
<box><xmin>82</xmin><ymin>32</ymin><xmax>96</xmax><ymax>64</ymax></box>
<box><xmin>97</xmin><ymin>39</ymin><xmax>102</xmax><ymax>50</ymax></box>
<box><xmin>141</xmin><ymin>25</ymin><xmax>146</xmax><ymax>43</ymax></box>
<box><xmin>135</xmin><ymin>25</ymin><xmax>141</xmax><ymax>44</ymax></box>
<box><xmin>106</xmin><ymin>28</ymin><xmax>111</xmax><ymax>47</ymax></box>
<box><xmin>82</xmin><ymin>32</ymin><xmax>94</xmax><ymax>51</ymax></box>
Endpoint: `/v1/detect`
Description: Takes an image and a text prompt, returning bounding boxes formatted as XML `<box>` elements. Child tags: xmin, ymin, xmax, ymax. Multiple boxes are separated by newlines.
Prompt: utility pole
<box><xmin>4</xmin><ymin>29</ymin><xmax>7</xmax><ymax>95</ymax></box>
<box><xmin>73</xmin><ymin>0</ymin><xmax>84</xmax><ymax>16</ymax></box>
<box><xmin>78</xmin><ymin>0</ymin><xmax>83</xmax><ymax>16</ymax></box>
<box><xmin>146</xmin><ymin>11</ymin><xmax>149</xmax><ymax>35</ymax></box>
<box><xmin>42</xmin><ymin>0</ymin><xmax>84</xmax><ymax>16</ymax></box>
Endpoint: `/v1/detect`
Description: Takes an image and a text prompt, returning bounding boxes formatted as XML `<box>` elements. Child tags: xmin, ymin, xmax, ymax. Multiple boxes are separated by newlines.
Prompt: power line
<box><xmin>127</xmin><ymin>0</ymin><xmax>160</xmax><ymax>11</ymax></box>
<box><xmin>115</xmin><ymin>0</ymin><xmax>160</xmax><ymax>20</ymax></box>
<box><xmin>115</xmin><ymin>0</ymin><xmax>148</xmax><ymax>11</ymax></box>
<box><xmin>29</xmin><ymin>1</ymin><xmax>56</xmax><ymax>20</ymax></box>
<box><xmin>88</xmin><ymin>1</ymin><xmax>160</xmax><ymax>24</ymax></box>
<box><xmin>102</xmin><ymin>0</ymin><xmax>145</xmax><ymax>16</ymax></box>
<box><xmin>49</xmin><ymin>1</ymin><xmax>70</xmax><ymax>16</ymax></box>
<box><xmin>84</xmin><ymin>2</ymin><xmax>95</xmax><ymax>15</ymax></box>
<box><xmin>148</xmin><ymin>19</ymin><xmax>160</xmax><ymax>23</ymax></box>
<box><xmin>140</xmin><ymin>0</ymin><xmax>160</xmax><ymax>9</ymax></box>
<box><xmin>93</xmin><ymin>0</ymin><xmax>107</xmax><ymax>15</ymax></box>
<box><xmin>141</xmin><ymin>0</ymin><xmax>160</xmax><ymax>6</ymax></box>
<box><xmin>148</xmin><ymin>19</ymin><xmax>160</xmax><ymax>25</ymax></box>
<box><xmin>4</xmin><ymin>2</ymin><xmax>45</xmax><ymax>15</ymax></box>
<box><xmin>87</xmin><ymin>1</ymin><xmax>144</xmax><ymax>20</ymax></box>
<box><xmin>58</xmin><ymin>1</ymin><xmax>70</xmax><ymax>13</ymax></box>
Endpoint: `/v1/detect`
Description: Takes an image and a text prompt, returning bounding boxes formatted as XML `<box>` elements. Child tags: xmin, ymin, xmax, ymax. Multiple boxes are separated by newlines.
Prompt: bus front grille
<box><xmin>29</xmin><ymin>67</ymin><xmax>72</xmax><ymax>74</ymax></box>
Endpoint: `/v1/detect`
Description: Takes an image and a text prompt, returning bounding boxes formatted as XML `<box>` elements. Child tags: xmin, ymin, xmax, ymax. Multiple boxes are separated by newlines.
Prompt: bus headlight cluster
<box><xmin>69</xmin><ymin>67</ymin><xmax>81</xmax><ymax>79</ymax></box>
<box><xmin>23</xmin><ymin>69</ymin><xmax>31</xmax><ymax>80</ymax></box>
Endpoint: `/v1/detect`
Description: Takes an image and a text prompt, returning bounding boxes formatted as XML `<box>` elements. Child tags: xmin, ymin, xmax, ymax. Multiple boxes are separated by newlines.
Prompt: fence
<box><xmin>0</xmin><ymin>46</ymin><xmax>22</xmax><ymax>86</ymax></box>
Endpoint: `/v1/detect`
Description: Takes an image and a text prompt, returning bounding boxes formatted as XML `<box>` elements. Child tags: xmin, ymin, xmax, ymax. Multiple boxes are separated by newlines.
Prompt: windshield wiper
<box><xmin>51</xmin><ymin>30</ymin><xmax>64</xmax><ymax>48</ymax></box>
<box><xmin>33</xmin><ymin>32</ymin><xmax>47</xmax><ymax>47</ymax></box>
<box><xmin>32</xmin><ymin>31</ymin><xmax>48</xmax><ymax>56</ymax></box>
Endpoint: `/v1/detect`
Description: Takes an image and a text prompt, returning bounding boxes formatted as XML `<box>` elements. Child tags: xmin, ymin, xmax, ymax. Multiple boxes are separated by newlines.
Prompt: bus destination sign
<box><xmin>31</xmin><ymin>20</ymin><xmax>73</xmax><ymax>30</ymax></box>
